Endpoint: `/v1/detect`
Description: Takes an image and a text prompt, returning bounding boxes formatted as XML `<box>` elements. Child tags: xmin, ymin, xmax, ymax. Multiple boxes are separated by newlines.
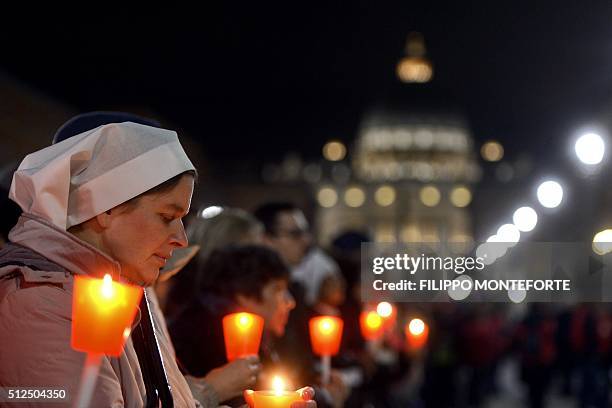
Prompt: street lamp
<box><xmin>575</xmin><ymin>132</ymin><xmax>605</xmax><ymax>165</ymax></box>
<box><xmin>537</xmin><ymin>180</ymin><xmax>563</xmax><ymax>208</ymax></box>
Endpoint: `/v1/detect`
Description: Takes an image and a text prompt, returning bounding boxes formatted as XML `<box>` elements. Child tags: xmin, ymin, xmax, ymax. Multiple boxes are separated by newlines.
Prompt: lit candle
<box><xmin>376</xmin><ymin>301</ymin><xmax>396</xmax><ymax>330</ymax></box>
<box><xmin>71</xmin><ymin>274</ymin><xmax>142</xmax><ymax>408</ymax></box>
<box><xmin>405</xmin><ymin>318</ymin><xmax>429</xmax><ymax>350</ymax></box>
<box><xmin>222</xmin><ymin>312</ymin><xmax>264</xmax><ymax>362</ymax></box>
<box><xmin>245</xmin><ymin>376</ymin><xmax>301</xmax><ymax>408</ymax></box>
<box><xmin>309</xmin><ymin>316</ymin><xmax>343</xmax><ymax>385</ymax></box>
<box><xmin>360</xmin><ymin>310</ymin><xmax>384</xmax><ymax>341</ymax></box>
<box><xmin>71</xmin><ymin>274</ymin><xmax>143</xmax><ymax>356</ymax></box>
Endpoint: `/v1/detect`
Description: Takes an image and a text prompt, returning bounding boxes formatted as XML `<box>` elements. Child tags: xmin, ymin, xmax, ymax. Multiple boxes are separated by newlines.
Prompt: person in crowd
<box><xmin>0</xmin><ymin>121</ymin><xmax>202</xmax><ymax>406</ymax></box>
<box><xmin>0</xmin><ymin>113</ymin><xmax>315</xmax><ymax>407</ymax></box>
<box><xmin>163</xmin><ymin>207</ymin><xmax>263</xmax><ymax>319</ymax></box>
<box><xmin>169</xmin><ymin>245</ymin><xmax>296</xmax><ymax>405</ymax></box>
<box><xmin>253</xmin><ymin>203</ymin><xmax>348</xmax><ymax>408</ymax></box>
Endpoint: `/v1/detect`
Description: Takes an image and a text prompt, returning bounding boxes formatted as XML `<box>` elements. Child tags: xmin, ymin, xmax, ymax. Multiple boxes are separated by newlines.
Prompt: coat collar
<box><xmin>8</xmin><ymin>213</ymin><xmax>122</xmax><ymax>281</ymax></box>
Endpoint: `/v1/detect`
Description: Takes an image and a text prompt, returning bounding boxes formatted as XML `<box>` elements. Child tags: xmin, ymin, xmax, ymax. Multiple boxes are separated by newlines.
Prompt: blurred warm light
<box><xmin>375</xmin><ymin>185</ymin><xmax>396</xmax><ymax>206</ymax></box>
<box><xmin>592</xmin><ymin>229</ymin><xmax>612</xmax><ymax>255</ymax></box>
<box><xmin>419</xmin><ymin>185</ymin><xmax>441</xmax><ymax>207</ymax></box>
<box><xmin>449</xmin><ymin>234</ymin><xmax>474</xmax><ymax>254</ymax></box>
<box><xmin>238</xmin><ymin>313</ymin><xmax>253</xmax><ymax>329</ymax></box>
<box><xmin>272</xmin><ymin>376</ymin><xmax>286</xmax><ymax>395</ymax></box>
<box><xmin>344</xmin><ymin>186</ymin><xmax>366</xmax><ymax>208</ymax></box>
<box><xmin>101</xmin><ymin>274</ymin><xmax>114</xmax><ymax>299</ymax></box>
<box><xmin>366</xmin><ymin>312</ymin><xmax>383</xmax><ymax>329</ymax></box>
<box><xmin>323</xmin><ymin>140</ymin><xmax>346</xmax><ymax>162</ymax></box>
<box><xmin>537</xmin><ymin>180</ymin><xmax>563</xmax><ymax>208</ymax></box>
<box><xmin>450</xmin><ymin>186</ymin><xmax>472</xmax><ymax>207</ymax></box>
<box><xmin>397</xmin><ymin>57</ymin><xmax>433</xmax><ymax>83</ymax></box>
<box><xmin>200</xmin><ymin>206</ymin><xmax>223</xmax><ymax>219</ymax></box>
<box><xmin>401</xmin><ymin>225</ymin><xmax>421</xmax><ymax>243</ymax></box>
<box><xmin>309</xmin><ymin>316</ymin><xmax>343</xmax><ymax>356</ymax></box>
<box><xmin>575</xmin><ymin>133</ymin><xmax>605</xmax><ymax>165</ymax></box>
<box><xmin>408</xmin><ymin>318</ymin><xmax>425</xmax><ymax>336</ymax></box>
<box><xmin>317</xmin><ymin>187</ymin><xmax>338</xmax><ymax>208</ymax></box>
<box><xmin>450</xmin><ymin>234</ymin><xmax>473</xmax><ymax>243</ymax></box>
<box><xmin>376</xmin><ymin>225</ymin><xmax>396</xmax><ymax>243</ymax></box>
<box><xmin>396</xmin><ymin>32</ymin><xmax>433</xmax><ymax>83</ymax></box>
<box><xmin>422</xmin><ymin>232</ymin><xmax>440</xmax><ymax>243</ymax></box>
<box><xmin>497</xmin><ymin>224</ymin><xmax>520</xmax><ymax>245</ymax></box>
<box><xmin>513</xmin><ymin>206</ymin><xmax>538</xmax><ymax>232</ymax></box>
<box><xmin>376</xmin><ymin>302</ymin><xmax>393</xmax><ymax>318</ymax></box>
<box><xmin>481</xmin><ymin>141</ymin><xmax>504</xmax><ymax>162</ymax></box>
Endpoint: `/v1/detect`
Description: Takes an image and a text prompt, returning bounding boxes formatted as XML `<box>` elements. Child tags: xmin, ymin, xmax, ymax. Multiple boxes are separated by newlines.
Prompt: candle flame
<box><xmin>237</xmin><ymin>313</ymin><xmax>253</xmax><ymax>330</ymax></box>
<box><xmin>101</xmin><ymin>274</ymin><xmax>114</xmax><ymax>299</ymax></box>
<box><xmin>366</xmin><ymin>311</ymin><xmax>382</xmax><ymax>329</ymax></box>
<box><xmin>272</xmin><ymin>376</ymin><xmax>285</xmax><ymax>395</ymax></box>
<box><xmin>376</xmin><ymin>302</ymin><xmax>393</xmax><ymax>318</ymax></box>
<box><xmin>408</xmin><ymin>318</ymin><xmax>425</xmax><ymax>336</ymax></box>
<box><xmin>319</xmin><ymin>318</ymin><xmax>334</xmax><ymax>334</ymax></box>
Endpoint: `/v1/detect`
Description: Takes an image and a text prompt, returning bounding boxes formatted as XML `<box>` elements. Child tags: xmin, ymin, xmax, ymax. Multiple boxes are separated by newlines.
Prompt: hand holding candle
<box><xmin>244</xmin><ymin>376</ymin><xmax>315</xmax><ymax>408</ymax></box>
<box><xmin>223</xmin><ymin>312</ymin><xmax>264</xmax><ymax>362</ymax></box>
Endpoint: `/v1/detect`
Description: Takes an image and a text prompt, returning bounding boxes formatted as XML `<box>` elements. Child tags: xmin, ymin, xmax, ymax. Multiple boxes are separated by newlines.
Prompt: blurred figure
<box><xmin>314</xmin><ymin>273</ymin><xmax>346</xmax><ymax>316</ymax></box>
<box><xmin>254</xmin><ymin>203</ymin><xmax>348</xmax><ymax>407</ymax></box>
<box><xmin>162</xmin><ymin>207</ymin><xmax>263</xmax><ymax>318</ymax></box>
<box><xmin>169</xmin><ymin>245</ymin><xmax>295</xmax><ymax>404</ymax></box>
<box><xmin>253</xmin><ymin>202</ymin><xmax>311</xmax><ymax>268</ymax></box>
<box><xmin>570</xmin><ymin>304</ymin><xmax>611</xmax><ymax>408</ymax></box>
<box><xmin>514</xmin><ymin>304</ymin><xmax>557</xmax><ymax>408</ymax></box>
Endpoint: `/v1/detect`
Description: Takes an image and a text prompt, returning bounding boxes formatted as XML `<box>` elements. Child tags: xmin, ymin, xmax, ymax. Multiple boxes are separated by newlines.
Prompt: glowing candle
<box><xmin>405</xmin><ymin>318</ymin><xmax>429</xmax><ymax>350</ymax></box>
<box><xmin>376</xmin><ymin>301</ymin><xmax>396</xmax><ymax>329</ymax></box>
<box><xmin>309</xmin><ymin>316</ymin><xmax>343</xmax><ymax>385</ymax></box>
<box><xmin>360</xmin><ymin>310</ymin><xmax>384</xmax><ymax>341</ymax></box>
<box><xmin>245</xmin><ymin>376</ymin><xmax>301</xmax><ymax>408</ymax></box>
<box><xmin>71</xmin><ymin>274</ymin><xmax>143</xmax><ymax>356</ymax></box>
<box><xmin>71</xmin><ymin>274</ymin><xmax>142</xmax><ymax>407</ymax></box>
<box><xmin>309</xmin><ymin>316</ymin><xmax>343</xmax><ymax>356</ymax></box>
<box><xmin>223</xmin><ymin>312</ymin><xmax>264</xmax><ymax>361</ymax></box>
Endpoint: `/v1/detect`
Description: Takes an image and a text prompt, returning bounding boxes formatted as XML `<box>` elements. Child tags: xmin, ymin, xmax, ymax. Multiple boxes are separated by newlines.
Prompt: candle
<box><xmin>222</xmin><ymin>312</ymin><xmax>264</xmax><ymax>361</ymax></box>
<box><xmin>405</xmin><ymin>318</ymin><xmax>429</xmax><ymax>350</ymax></box>
<box><xmin>71</xmin><ymin>274</ymin><xmax>143</xmax><ymax>356</ymax></box>
<box><xmin>360</xmin><ymin>310</ymin><xmax>384</xmax><ymax>341</ymax></box>
<box><xmin>376</xmin><ymin>301</ymin><xmax>396</xmax><ymax>330</ymax></box>
<box><xmin>71</xmin><ymin>274</ymin><xmax>142</xmax><ymax>408</ymax></box>
<box><xmin>309</xmin><ymin>316</ymin><xmax>343</xmax><ymax>385</ymax></box>
<box><xmin>245</xmin><ymin>376</ymin><xmax>301</xmax><ymax>408</ymax></box>
<box><xmin>309</xmin><ymin>316</ymin><xmax>343</xmax><ymax>356</ymax></box>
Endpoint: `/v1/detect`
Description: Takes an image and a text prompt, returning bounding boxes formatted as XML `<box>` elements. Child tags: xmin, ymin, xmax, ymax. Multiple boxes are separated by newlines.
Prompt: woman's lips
<box><xmin>153</xmin><ymin>254</ymin><xmax>168</xmax><ymax>266</ymax></box>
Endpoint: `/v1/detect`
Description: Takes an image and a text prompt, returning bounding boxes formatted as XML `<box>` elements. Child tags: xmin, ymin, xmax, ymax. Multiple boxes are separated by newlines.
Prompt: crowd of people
<box><xmin>0</xmin><ymin>112</ymin><xmax>610</xmax><ymax>407</ymax></box>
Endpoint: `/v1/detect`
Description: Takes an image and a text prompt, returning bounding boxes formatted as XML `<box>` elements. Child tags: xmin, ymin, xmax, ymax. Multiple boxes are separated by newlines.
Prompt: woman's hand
<box><xmin>204</xmin><ymin>355</ymin><xmax>261</xmax><ymax>402</ymax></box>
<box><xmin>243</xmin><ymin>386</ymin><xmax>317</xmax><ymax>408</ymax></box>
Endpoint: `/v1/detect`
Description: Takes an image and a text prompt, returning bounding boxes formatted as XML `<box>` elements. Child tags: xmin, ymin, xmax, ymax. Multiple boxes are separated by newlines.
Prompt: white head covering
<box><xmin>9</xmin><ymin>122</ymin><xmax>195</xmax><ymax>230</ymax></box>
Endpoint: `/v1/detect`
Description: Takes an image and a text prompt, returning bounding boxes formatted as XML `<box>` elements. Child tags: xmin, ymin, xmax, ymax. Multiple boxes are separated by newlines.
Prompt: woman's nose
<box><xmin>170</xmin><ymin>220</ymin><xmax>188</xmax><ymax>248</ymax></box>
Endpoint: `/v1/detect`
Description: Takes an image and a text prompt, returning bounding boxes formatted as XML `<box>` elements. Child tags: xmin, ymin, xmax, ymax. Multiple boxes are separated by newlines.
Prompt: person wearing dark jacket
<box><xmin>169</xmin><ymin>245</ymin><xmax>296</xmax><ymax>405</ymax></box>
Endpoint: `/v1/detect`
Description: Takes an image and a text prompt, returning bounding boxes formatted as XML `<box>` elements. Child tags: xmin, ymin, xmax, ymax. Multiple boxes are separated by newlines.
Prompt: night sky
<box><xmin>2</xmin><ymin>3</ymin><xmax>612</xmax><ymax>166</ymax></box>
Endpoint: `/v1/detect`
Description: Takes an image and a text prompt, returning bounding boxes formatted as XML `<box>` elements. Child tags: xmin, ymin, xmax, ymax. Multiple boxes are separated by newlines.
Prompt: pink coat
<box><xmin>0</xmin><ymin>214</ymin><xmax>209</xmax><ymax>407</ymax></box>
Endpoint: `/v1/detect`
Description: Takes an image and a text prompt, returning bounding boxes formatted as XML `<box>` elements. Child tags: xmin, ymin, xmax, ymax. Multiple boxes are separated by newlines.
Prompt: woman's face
<box><xmin>240</xmin><ymin>279</ymin><xmax>296</xmax><ymax>337</ymax></box>
<box><xmin>100</xmin><ymin>175</ymin><xmax>194</xmax><ymax>286</ymax></box>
